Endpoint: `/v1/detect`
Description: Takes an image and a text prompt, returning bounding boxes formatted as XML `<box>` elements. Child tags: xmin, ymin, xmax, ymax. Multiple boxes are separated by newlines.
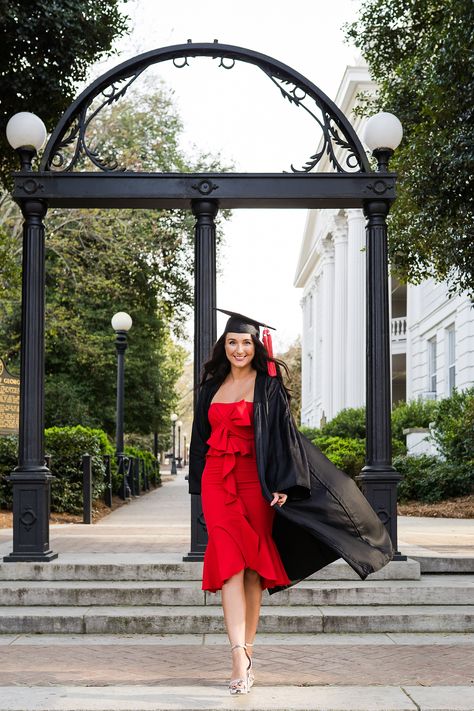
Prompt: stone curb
<box><xmin>0</xmin><ymin>684</ymin><xmax>472</xmax><ymax>710</ymax></box>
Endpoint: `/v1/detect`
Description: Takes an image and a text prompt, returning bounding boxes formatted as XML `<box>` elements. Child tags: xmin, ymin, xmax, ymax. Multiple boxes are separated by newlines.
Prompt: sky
<box><xmin>87</xmin><ymin>0</ymin><xmax>363</xmax><ymax>350</ymax></box>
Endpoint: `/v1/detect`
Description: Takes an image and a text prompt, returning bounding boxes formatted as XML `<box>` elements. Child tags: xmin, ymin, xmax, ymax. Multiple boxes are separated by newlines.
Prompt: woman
<box><xmin>189</xmin><ymin>309</ymin><xmax>393</xmax><ymax>695</ymax></box>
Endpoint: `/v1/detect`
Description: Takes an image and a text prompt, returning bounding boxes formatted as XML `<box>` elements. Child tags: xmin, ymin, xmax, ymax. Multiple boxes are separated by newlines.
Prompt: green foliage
<box><xmin>45</xmin><ymin>426</ymin><xmax>113</xmax><ymax>513</ymax></box>
<box><xmin>0</xmin><ymin>0</ymin><xmax>130</xmax><ymax>189</ymax></box>
<box><xmin>299</xmin><ymin>425</ymin><xmax>320</xmax><ymax>442</ymax></box>
<box><xmin>0</xmin><ymin>435</ymin><xmax>17</xmax><ymax>508</ymax></box>
<box><xmin>0</xmin><ymin>88</ymin><xmax>223</xmax><ymax>436</ymax></box>
<box><xmin>395</xmin><ymin>454</ymin><xmax>473</xmax><ymax>503</ymax></box>
<box><xmin>391</xmin><ymin>398</ymin><xmax>439</xmax><ymax>444</ymax></box>
<box><xmin>312</xmin><ymin>435</ymin><xmax>366</xmax><ymax>479</ymax></box>
<box><xmin>431</xmin><ymin>387</ymin><xmax>474</xmax><ymax>463</ymax></box>
<box><xmin>346</xmin><ymin>0</ymin><xmax>474</xmax><ymax>297</ymax></box>
<box><xmin>320</xmin><ymin>407</ymin><xmax>366</xmax><ymax>439</ymax></box>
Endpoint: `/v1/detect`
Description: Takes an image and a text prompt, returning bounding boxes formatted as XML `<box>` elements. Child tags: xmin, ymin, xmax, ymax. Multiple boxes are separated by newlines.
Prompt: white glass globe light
<box><xmin>363</xmin><ymin>112</ymin><xmax>403</xmax><ymax>152</ymax></box>
<box><xmin>177</xmin><ymin>420</ymin><xmax>183</xmax><ymax>428</ymax></box>
<box><xmin>6</xmin><ymin>112</ymin><xmax>47</xmax><ymax>151</ymax></box>
<box><xmin>111</xmin><ymin>312</ymin><xmax>133</xmax><ymax>331</ymax></box>
<box><xmin>170</xmin><ymin>413</ymin><xmax>178</xmax><ymax>422</ymax></box>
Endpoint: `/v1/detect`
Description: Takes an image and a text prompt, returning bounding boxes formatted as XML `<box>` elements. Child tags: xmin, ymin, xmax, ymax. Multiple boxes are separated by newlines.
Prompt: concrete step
<box><xmin>0</xmin><ymin>555</ymin><xmax>421</xmax><ymax>581</ymax></box>
<box><xmin>0</xmin><ymin>575</ymin><xmax>471</xmax><ymax>606</ymax></box>
<box><xmin>1</xmin><ymin>684</ymin><xmax>473</xmax><ymax>711</ymax></box>
<box><xmin>0</xmin><ymin>604</ymin><xmax>472</xmax><ymax>634</ymax></box>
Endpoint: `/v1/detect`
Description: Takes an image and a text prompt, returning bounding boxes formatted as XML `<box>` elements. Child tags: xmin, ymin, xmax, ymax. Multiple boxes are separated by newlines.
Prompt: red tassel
<box><xmin>263</xmin><ymin>328</ymin><xmax>277</xmax><ymax>377</ymax></box>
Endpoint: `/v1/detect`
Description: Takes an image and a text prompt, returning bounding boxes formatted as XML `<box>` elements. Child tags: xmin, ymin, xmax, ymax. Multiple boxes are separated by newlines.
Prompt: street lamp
<box><xmin>3</xmin><ymin>113</ymin><xmax>56</xmax><ymax>562</ymax></box>
<box><xmin>176</xmin><ymin>420</ymin><xmax>183</xmax><ymax>469</ymax></box>
<box><xmin>183</xmin><ymin>434</ymin><xmax>187</xmax><ymax>467</ymax></box>
<box><xmin>112</xmin><ymin>311</ymin><xmax>132</xmax><ymax>463</ymax></box>
<box><xmin>170</xmin><ymin>413</ymin><xmax>178</xmax><ymax>475</ymax></box>
<box><xmin>358</xmin><ymin>111</ymin><xmax>405</xmax><ymax>558</ymax></box>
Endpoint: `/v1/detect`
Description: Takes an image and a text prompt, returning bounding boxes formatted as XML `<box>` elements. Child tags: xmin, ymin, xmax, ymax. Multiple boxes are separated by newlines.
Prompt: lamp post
<box><xmin>3</xmin><ymin>113</ymin><xmax>57</xmax><ymax>562</ymax></box>
<box><xmin>183</xmin><ymin>434</ymin><xmax>187</xmax><ymax>467</ymax></box>
<box><xmin>357</xmin><ymin>111</ymin><xmax>405</xmax><ymax>558</ymax></box>
<box><xmin>176</xmin><ymin>420</ymin><xmax>183</xmax><ymax>469</ymax></box>
<box><xmin>170</xmin><ymin>413</ymin><xmax>178</xmax><ymax>475</ymax></box>
<box><xmin>112</xmin><ymin>311</ymin><xmax>132</xmax><ymax>461</ymax></box>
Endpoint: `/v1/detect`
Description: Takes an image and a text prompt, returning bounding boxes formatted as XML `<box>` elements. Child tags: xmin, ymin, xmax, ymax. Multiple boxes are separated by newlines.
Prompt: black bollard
<box><xmin>103</xmin><ymin>455</ymin><xmax>112</xmax><ymax>508</ymax></box>
<box><xmin>82</xmin><ymin>454</ymin><xmax>92</xmax><ymax>525</ymax></box>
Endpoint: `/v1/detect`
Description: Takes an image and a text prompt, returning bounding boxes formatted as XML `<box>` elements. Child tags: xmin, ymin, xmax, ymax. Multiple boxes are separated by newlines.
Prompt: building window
<box><xmin>308</xmin><ymin>353</ymin><xmax>313</xmax><ymax>392</ymax></box>
<box><xmin>309</xmin><ymin>293</ymin><xmax>313</xmax><ymax>328</ymax></box>
<box><xmin>447</xmin><ymin>325</ymin><xmax>456</xmax><ymax>395</ymax></box>
<box><xmin>428</xmin><ymin>337</ymin><xmax>437</xmax><ymax>396</ymax></box>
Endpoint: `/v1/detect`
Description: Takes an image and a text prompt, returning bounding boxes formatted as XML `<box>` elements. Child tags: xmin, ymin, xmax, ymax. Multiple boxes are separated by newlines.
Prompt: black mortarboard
<box><xmin>216</xmin><ymin>308</ymin><xmax>276</xmax><ymax>338</ymax></box>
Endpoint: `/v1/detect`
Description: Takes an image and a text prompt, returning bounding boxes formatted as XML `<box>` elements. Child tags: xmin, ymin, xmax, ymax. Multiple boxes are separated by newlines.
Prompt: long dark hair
<box><xmin>200</xmin><ymin>333</ymin><xmax>291</xmax><ymax>399</ymax></box>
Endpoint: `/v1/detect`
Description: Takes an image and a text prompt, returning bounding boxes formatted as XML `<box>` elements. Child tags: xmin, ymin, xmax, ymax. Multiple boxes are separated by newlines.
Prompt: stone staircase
<box><xmin>0</xmin><ymin>555</ymin><xmax>473</xmax><ymax>636</ymax></box>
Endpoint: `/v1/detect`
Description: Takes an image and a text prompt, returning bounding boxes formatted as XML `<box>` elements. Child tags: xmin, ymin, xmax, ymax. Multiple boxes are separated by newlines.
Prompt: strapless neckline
<box><xmin>210</xmin><ymin>399</ymin><xmax>253</xmax><ymax>406</ymax></box>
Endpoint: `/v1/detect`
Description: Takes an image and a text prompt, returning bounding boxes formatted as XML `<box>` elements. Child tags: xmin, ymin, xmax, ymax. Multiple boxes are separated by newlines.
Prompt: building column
<box><xmin>332</xmin><ymin>215</ymin><xmax>348</xmax><ymax>414</ymax></box>
<box><xmin>346</xmin><ymin>209</ymin><xmax>366</xmax><ymax>408</ymax></box>
<box><xmin>320</xmin><ymin>237</ymin><xmax>335</xmax><ymax>420</ymax></box>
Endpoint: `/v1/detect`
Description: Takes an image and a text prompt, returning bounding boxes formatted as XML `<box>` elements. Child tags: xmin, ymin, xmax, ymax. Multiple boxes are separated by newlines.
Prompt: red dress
<box><xmin>201</xmin><ymin>399</ymin><xmax>291</xmax><ymax>592</ymax></box>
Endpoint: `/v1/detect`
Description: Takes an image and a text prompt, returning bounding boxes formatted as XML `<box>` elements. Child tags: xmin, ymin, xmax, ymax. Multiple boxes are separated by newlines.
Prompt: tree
<box><xmin>0</xmin><ymin>86</ymin><xmax>226</xmax><ymax>437</ymax></box>
<box><xmin>0</xmin><ymin>0</ymin><xmax>130</xmax><ymax>188</ymax></box>
<box><xmin>277</xmin><ymin>337</ymin><xmax>301</xmax><ymax>423</ymax></box>
<box><xmin>346</xmin><ymin>0</ymin><xmax>474</xmax><ymax>298</ymax></box>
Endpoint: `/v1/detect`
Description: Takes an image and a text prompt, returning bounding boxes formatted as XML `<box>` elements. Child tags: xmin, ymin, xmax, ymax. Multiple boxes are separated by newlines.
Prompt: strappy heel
<box><xmin>229</xmin><ymin>644</ymin><xmax>251</xmax><ymax>695</ymax></box>
<box><xmin>246</xmin><ymin>642</ymin><xmax>255</xmax><ymax>689</ymax></box>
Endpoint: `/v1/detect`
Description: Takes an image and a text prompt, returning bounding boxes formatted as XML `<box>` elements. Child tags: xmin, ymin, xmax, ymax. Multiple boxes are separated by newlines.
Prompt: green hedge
<box><xmin>395</xmin><ymin>454</ymin><xmax>474</xmax><ymax>503</ymax></box>
<box><xmin>300</xmin><ymin>391</ymin><xmax>474</xmax><ymax>502</ymax></box>
<box><xmin>1</xmin><ymin>426</ymin><xmax>159</xmax><ymax>513</ymax></box>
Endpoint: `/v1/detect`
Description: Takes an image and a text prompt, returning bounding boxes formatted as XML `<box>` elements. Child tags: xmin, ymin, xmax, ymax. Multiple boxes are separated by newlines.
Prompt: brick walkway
<box><xmin>0</xmin><ymin>642</ymin><xmax>472</xmax><ymax>687</ymax></box>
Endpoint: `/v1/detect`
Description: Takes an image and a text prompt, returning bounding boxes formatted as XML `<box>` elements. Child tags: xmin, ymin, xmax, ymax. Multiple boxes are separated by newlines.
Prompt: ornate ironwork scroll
<box><xmin>41</xmin><ymin>43</ymin><xmax>370</xmax><ymax>174</ymax></box>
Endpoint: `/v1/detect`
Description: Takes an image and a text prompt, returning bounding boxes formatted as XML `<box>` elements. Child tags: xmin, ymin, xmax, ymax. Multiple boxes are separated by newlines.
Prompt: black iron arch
<box><xmin>40</xmin><ymin>41</ymin><xmax>371</xmax><ymax>174</ymax></box>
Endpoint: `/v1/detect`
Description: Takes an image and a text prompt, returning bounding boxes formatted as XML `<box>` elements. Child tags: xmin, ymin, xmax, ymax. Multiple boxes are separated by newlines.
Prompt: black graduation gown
<box><xmin>188</xmin><ymin>370</ymin><xmax>394</xmax><ymax>594</ymax></box>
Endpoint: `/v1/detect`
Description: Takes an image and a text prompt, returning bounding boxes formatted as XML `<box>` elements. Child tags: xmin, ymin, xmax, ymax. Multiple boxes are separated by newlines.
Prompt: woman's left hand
<box><xmin>270</xmin><ymin>491</ymin><xmax>288</xmax><ymax>507</ymax></box>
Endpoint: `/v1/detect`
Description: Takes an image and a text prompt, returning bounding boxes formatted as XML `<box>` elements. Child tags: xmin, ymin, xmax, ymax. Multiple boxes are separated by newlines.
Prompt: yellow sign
<box><xmin>0</xmin><ymin>359</ymin><xmax>20</xmax><ymax>435</ymax></box>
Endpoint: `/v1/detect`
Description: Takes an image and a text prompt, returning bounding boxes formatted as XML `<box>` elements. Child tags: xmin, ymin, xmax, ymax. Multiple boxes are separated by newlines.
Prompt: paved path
<box><xmin>1</xmin><ymin>468</ymin><xmax>473</xmax><ymax>557</ymax></box>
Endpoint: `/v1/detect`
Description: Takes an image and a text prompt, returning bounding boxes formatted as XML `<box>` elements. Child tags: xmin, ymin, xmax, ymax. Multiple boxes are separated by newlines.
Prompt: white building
<box><xmin>294</xmin><ymin>65</ymin><xmax>474</xmax><ymax>428</ymax></box>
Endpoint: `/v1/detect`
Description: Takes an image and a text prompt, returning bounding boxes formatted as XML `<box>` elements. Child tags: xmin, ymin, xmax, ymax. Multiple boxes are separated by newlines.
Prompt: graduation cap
<box><xmin>216</xmin><ymin>308</ymin><xmax>277</xmax><ymax>376</ymax></box>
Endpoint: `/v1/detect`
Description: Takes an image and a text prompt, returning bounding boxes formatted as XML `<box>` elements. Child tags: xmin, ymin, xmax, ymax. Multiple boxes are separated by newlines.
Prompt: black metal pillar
<box><xmin>171</xmin><ymin>420</ymin><xmax>177</xmax><ymax>475</ymax></box>
<box><xmin>177</xmin><ymin>423</ymin><xmax>182</xmax><ymax>468</ymax></box>
<box><xmin>357</xmin><ymin>198</ymin><xmax>404</xmax><ymax>559</ymax></box>
<box><xmin>4</xmin><ymin>199</ymin><xmax>57</xmax><ymax>562</ymax></box>
<box><xmin>114</xmin><ymin>330</ymin><xmax>128</xmax><ymax>457</ymax></box>
<box><xmin>184</xmin><ymin>199</ymin><xmax>218</xmax><ymax>562</ymax></box>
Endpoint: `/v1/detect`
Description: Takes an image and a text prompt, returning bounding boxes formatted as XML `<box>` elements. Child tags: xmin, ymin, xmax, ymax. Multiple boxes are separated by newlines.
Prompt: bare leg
<box><xmin>244</xmin><ymin>568</ymin><xmax>262</xmax><ymax>657</ymax></box>
<box><xmin>221</xmin><ymin>570</ymin><xmax>249</xmax><ymax>680</ymax></box>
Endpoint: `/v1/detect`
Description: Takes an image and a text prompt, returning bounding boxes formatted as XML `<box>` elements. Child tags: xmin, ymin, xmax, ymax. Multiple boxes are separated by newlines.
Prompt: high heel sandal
<box><xmin>246</xmin><ymin>642</ymin><xmax>255</xmax><ymax>689</ymax></box>
<box><xmin>228</xmin><ymin>644</ymin><xmax>251</xmax><ymax>695</ymax></box>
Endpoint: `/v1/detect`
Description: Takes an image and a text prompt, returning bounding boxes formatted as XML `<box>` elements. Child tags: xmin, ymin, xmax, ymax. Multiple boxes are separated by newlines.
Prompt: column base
<box><xmin>182</xmin><ymin>551</ymin><xmax>205</xmax><ymax>562</ymax></box>
<box><xmin>3</xmin><ymin>550</ymin><xmax>58</xmax><ymax>563</ymax></box>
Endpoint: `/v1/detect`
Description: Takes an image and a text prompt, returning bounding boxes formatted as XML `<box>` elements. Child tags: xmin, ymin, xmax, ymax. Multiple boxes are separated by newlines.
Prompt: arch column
<box><xmin>184</xmin><ymin>199</ymin><xmax>218</xmax><ymax>561</ymax></box>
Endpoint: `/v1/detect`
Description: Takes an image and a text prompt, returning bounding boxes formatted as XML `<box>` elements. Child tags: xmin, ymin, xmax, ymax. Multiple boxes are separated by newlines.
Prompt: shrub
<box><xmin>0</xmin><ymin>435</ymin><xmax>18</xmax><ymax>508</ymax></box>
<box><xmin>395</xmin><ymin>454</ymin><xmax>474</xmax><ymax>503</ymax></box>
<box><xmin>46</xmin><ymin>426</ymin><xmax>114</xmax><ymax>513</ymax></box>
<box><xmin>124</xmin><ymin>445</ymin><xmax>161</xmax><ymax>489</ymax></box>
<box><xmin>320</xmin><ymin>407</ymin><xmax>366</xmax><ymax>439</ymax></box>
<box><xmin>312</xmin><ymin>435</ymin><xmax>366</xmax><ymax>479</ymax></box>
<box><xmin>391</xmin><ymin>398</ymin><xmax>439</xmax><ymax>446</ymax></box>
<box><xmin>431</xmin><ymin>387</ymin><xmax>474</xmax><ymax>464</ymax></box>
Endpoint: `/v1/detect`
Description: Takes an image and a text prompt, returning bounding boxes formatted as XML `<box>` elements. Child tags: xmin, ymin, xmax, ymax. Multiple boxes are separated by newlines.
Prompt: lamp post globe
<box><xmin>112</xmin><ymin>312</ymin><xmax>132</xmax><ymax>499</ymax></box>
<box><xmin>111</xmin><ymin>311</ymin><xmax>133</xmax><ymax>332</ymax></box>
<box><xmin>170</xmin><ymin>413</ymin><xmax>178</xmax><ymax>475</ymax></box>
<box><xmin>6</xmin><ymin>112</ymin><xmax>47</xmax><ymax>171</ymax></box>
<box><xmin>362</xmin><ymin>111</ymin><xmax>403</xmax><ymax>172</ymax></box>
